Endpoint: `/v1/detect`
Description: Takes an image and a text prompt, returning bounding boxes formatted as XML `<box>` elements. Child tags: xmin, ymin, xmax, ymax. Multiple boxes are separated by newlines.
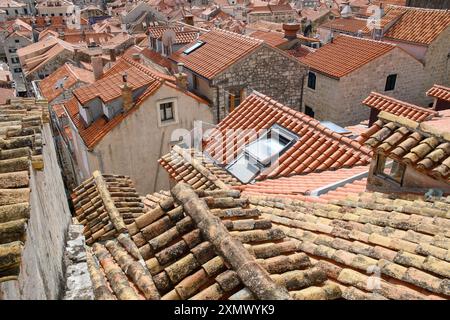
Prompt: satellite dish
<box><xmin>162</xmin><ymin>29</ymin><xmax>176</xmax><ymax>47</ymax></box>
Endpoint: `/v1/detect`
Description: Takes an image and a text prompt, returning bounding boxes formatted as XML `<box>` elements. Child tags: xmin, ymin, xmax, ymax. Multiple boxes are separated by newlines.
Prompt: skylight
<box><xmin>183</xmin><ymin>40</ymin><xmax>205</xmax><ymax>55</ymax></box>
<box><xmin>226</xmin><ymin>124</ymin><xmax>298</xmax><ymax>183</ymax></box>
<box><xmin>320</xmin><ymin>121</ymin><xmax>351</xmax><ymax>134</ymax></box>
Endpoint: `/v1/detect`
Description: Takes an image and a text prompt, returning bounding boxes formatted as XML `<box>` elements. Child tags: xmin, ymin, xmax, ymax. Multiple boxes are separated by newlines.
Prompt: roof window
<box><xmin>225</xmin><ymin>124</ymin><xmax>298</xmax><ymax>183</ymax></box>
<box><xmin>320</xmin><ymin>121</ymin><xmax>350</xmax><ymax>134</ymax></box>
<box><xmin>183</xmin><ymin>40</ymin><xmax>205</xmax><ymax>55</ymax></box>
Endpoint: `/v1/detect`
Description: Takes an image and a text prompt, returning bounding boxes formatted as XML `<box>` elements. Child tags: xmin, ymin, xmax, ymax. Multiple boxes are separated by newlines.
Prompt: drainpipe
<box><xmin>215</xmin><ymin>85</ymin><xmax>220</xmax><ymax>124</ymax></box>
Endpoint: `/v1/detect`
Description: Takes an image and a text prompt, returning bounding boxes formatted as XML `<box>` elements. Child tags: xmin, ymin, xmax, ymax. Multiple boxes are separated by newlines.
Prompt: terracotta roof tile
<box><xmin>238</xmin><ymin>166</ymin><xmax>369</xmax><ymax>200</ymax></box>
<box><xmin>363</xmin><ymin>92</ymin><xmax>439</xmax><ymax>122</ymax></box>
<box><xmin>364</xmin><ymin>112</ymin><xmax>450</xmax><ymax>182</ymax></box>
<box><xmin>300</xmin><ymin>35</ymin><xmax>396</xmax><ymax>78</ymax></box>
<box><xmin>170</xmin><ymin>29</ymin><xmax>263</xmax><ymax>79</ymax></box>
<box><xmin>203</xmin><ymin>92</ymin><xmax>372</xmax><ymax>179</ymax></box>
<box><xmin>39</xmin><ymin>63</ymin><xmax>94</xmax><ymax>103</ymax></box>
<box><xmin>75</xmin><ymin>178</ymin><xmax>338</xmax><ymax>300</ymax></box>
<box><xmin>73</xmin><ymin>58</ymin><xmax>160</xmax><ymax>104</ymax></box>
<box><xmin>427</xmin><ymin>84</ymin><xmax>450</xmax><ymax>103</ymax></box>
<box><xmin>158</xmin><ymin>145</ymin><xmax>241</xmax><ymax>191</ymax></box>
<box><xmin>147</xmin><ymin>26</ymin><xmax>199</xmax><ymax>44</ymax></box>
<box><xmin>0</xmin><ymin>99</ymin><xmax>48</xmax><ymax>282</ymax></box>
<box><xmin>383</xmin><ymin>6</ymin><xmax>450</xmax><ymax>45</ymax></box>
<box><xmin>141</xmin><ymin>48</ymin><xmax>173</xmax><ymax>71</ymax></box>
<box><xmin>249</xmin><ymin>30</ymin><xmax>289</xmax><ymax>47</ymax></box>
<box><xmin>248</xmin><ymin>191</ymin><xmax>450</xmax><ymax>299</ymax></box>
<box><xmin>320</xmin><ymin>18</ymin><xmax>369</xmax><ymax>34</ymax></box>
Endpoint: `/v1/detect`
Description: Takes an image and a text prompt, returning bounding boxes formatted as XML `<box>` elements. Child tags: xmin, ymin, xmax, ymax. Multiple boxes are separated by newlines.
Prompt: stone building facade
<box><xmin>302</xmin><ymin>47</ymin><xmax>425</xmax><ymax>127</ymax></box>
<box><xmin>212</xmin><ymin>45</ymin><xmax>307</xmax><ymax>121</ymax></box>
<box><xmin>420</xmin><ymin>27</ymin><xmax>450</xmax><ymax>106</ymax></box>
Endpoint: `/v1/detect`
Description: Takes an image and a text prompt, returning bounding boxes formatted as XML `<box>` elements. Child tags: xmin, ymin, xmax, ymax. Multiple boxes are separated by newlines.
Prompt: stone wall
<box><xmin>63</xmin><ymin>223</ymin><xmax>93</xmax><ymax>300</ymax></box>
<box><xmin>302</xmin><ymin>46</ymin><xmax>425</xmax><ymax>126</ymax></box>
<box><xmin>422</xmin><ymin>27</ymin><xmax>450</xmax><ymax>105</ymax></box>
<box><xmin>213</xmin><ymin>45</ymin><xmax>308</xmax><ymax>121</ymax></box>
<box><xmin>407</xmin><ymin>0</ymin><xmax>450</xmax><ymax>9</ymax></box>
<box><xmin>0</xmin><ymin>123</ymin><xmax>72</xmax><ymax>299</ymax></box>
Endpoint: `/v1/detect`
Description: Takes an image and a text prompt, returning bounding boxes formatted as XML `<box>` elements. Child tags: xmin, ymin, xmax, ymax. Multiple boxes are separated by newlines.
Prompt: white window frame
<box><xmin>157</xmin><ymin>98</ymin><xmax>178</xmax><ymax>127</ymax></box>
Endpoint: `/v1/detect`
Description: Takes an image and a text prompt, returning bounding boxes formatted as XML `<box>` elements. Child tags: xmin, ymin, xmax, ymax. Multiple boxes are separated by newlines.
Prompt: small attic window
<box><xmin>183</xmin><ymin>40</ymin><xmax>205</xmax><ymax>55</ymax></box>
<box><xmin>226</xmin><ymin>124</ymin><xmax>298</xmax><ymax>183</ymax></box>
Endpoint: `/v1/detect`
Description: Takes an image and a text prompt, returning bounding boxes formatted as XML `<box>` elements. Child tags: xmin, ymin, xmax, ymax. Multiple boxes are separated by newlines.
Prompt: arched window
<box><xmin>307</xmin><ymin>72</ymin><xmax>316</xmax><ymax>90</ymax></box>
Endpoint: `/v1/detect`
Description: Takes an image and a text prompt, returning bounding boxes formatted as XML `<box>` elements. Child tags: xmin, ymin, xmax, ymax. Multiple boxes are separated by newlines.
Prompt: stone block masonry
<box><xmin>63</xmin><ymin>223</ymin><xmax>94</xmax><ymax>300</ymax></box>
<box><xmin>214</xmin><ymin>45</ymin><xmax>307</xmax><ymax>122</ymax></box>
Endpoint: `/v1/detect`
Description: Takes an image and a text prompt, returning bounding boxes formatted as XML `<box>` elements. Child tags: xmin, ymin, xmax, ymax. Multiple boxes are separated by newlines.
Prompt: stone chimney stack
<box><xmin>184</xmin><ymin>14</ymin><xmax>194</xmax><ymax>26</ymax></box>
<box><xmin>109</xmin><ymin>48</ymin><xmax>116</xmax><ymax>62</ymax></box>
<box><xmin>282</xmin><ymin>23</ymin><xmax>300</xmax><ymax>41</ymax></box>
<box><xmin>121</xmin><ymin>73</ymin><xmax>134</xmax><ymax>112</ymax></box>
<box><xmin>174</xmin><ymin>63</ymin><xmax>188</xmax><ymax>90</ymax></box>
<box><xmin>92</xmin><ymin>55</ymin><xmax>103</xmax><ymax>81</ymax></box>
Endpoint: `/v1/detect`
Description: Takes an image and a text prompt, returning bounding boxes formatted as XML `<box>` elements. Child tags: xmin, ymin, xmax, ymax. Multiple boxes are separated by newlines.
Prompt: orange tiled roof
<box><xmin>363</xmin><ymin>112</ymin><xmax>450</xmax><ymax>181</ymax></box>
<box><xmin>203</xmin><ymin>92</ymin><xmax>373</xmax><ymax>180</ymax></box>
<box><xmin>427</xmin><ymin>84</ymin><xmax>450</xmax><ymax>103</ymax></box>
<box><xmin>383</xmin><ymin>6</ymin><xmax>450</xmax><ymax>45</ymax></box>
<box><xmin>363</xmin><ymin>92</ymin><xmax>439</xmax><ymax>122</ymax></box>
<box><xmin>62</xmin><ymin>31</ymin><xmax>114</xmax><ymax>44</ymax></box>
<box><xmin>65</xmin><ymin>77</ymin><xmax>161</xmax><ymax>149</ymax></box>
<box><xmin>249</xmin><ymin>191</ymin><xmax>450</xmax><ymax>300</ymax></box>
<box><xmin>170</xmin><ymin>29</ymin><xmax>263</xmax><ymax>79</ymax></box>
<box><xmin>147</xmin><ymin>25</ymin><xmax>199</xmax><ymax>44</ymax></box>
<box><xmin>286</xmin><ymin>45</ymin><xmax>314</xmax><ymax>58</ymax></box>
<box><xmin>39</xmin><ymin>63</ymin><xmax>94</xmax><ymax>103</ymax></box>
<box><xmin>73</xmin><ymin>58</ymin><xmax>160</xmax><ymax>104</ymax></box>
<box><xmin>249</xmin><ymin>30</ymin><xmax>289</xmax><ymax>47</ymax></box>
<box><xmin>52</xmin><ymin>104</ymin><xmax>66</xmax><ymax>118</ymax></box>
<box><xmin>299</xmin><ymin>35</ymin><xmax>395</xmax><ymax>78</ymax></box>
<box><xmin>237</xmin><ymin>165</ymin><xmax>369</xmax><ymax>200</ymax></box>
<box><xmin>319</xmin><ymin>18</ymin><xmax>369</xmax><ymax>34</ymax></box>
<box><xmin>141</xmin><ymin>48</ymin><xmax>173</xmax><ymax>71</ymax></box>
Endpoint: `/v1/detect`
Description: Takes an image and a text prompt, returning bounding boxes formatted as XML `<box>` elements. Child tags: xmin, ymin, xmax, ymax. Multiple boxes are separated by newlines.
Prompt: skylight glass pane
<box><xmin>320</xmin><ymin>121</ymin><xmax>351</xmax><ymax>134</ymax></box>
<box><xmin>226</xmin><ymin>155</ymin><xmax>259</xmax><ymax>184</ymax></box>
<box><xmin>246</xmin><ymin>137</ymin><xmax>286</xmax><ymax>165</ymax></box>
<box><xmin>183</xmin><ymin>41</ymin><xmax>205</xmax><ymax>54</ymax></box>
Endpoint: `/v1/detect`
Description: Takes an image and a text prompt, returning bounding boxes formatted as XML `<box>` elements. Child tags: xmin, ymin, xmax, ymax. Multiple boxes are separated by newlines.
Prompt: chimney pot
<box><xmin>282</xmin><ymin>23</ymin><xmax>300</xmax><ymax>40</ymax></box>
<box><xmin>121</xmin><ymin>76</ymin><xmax>133</xmax><ymax>112</ymax></box>
<box><xmin>175</xmin><ymin>72</ymin><xmax>188</xmax><ymax>91</ymax></box>
<box><xmin>184</xmin><ymin>14</ymin><xmax>194</xmax><ymax>26</ymax></box>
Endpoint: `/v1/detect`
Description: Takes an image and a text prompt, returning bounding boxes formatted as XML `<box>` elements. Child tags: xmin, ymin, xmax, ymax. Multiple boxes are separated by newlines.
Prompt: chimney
<box><xmin>131</xmin><ymin>53</ymin><xmax>141</xmax><ymax>62</ymax></box>
<box><xmin>379</xmin><ymin>3</ymin><xmax>385</xmax><ymax>18</ymax></box>
<box><xmin>282</xmin><ymin>23</ymin><xmax>300</xmax><ymax>40</ymax></box>
<box><xmin>109</xmin><ymin>48</ymin><xmax>116</xmax><ymax>62</ymax></box>
<box><xmin>184</xmin><ymin>14</ymin><xmax>194</xmax><ymax>26</ymax></box>
<box><xmin>91</xmin><ymin>55</ymin><xmax>104</xmax><ymax>80</ymax></box>
<box><xmin>121</xmin><ymin>73</ymin><xmax>134</xmax><ymax>112</ymax></box>
<box><xmin>174</xmin><ymin>63</ymin><xmax>188</xmax><ymax>90</ymax></box>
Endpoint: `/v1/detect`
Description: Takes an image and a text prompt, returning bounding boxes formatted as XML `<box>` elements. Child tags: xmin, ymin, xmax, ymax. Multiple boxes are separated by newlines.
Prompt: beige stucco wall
<box><xmin>72</xmin><ymin>84</ymin><xmax>213</xmax><ymax>195</ymax></box>
<box><xmin>302</xmin><ymin>47</ymin><xmax>425</xmax><ymax>126</ymax></box>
